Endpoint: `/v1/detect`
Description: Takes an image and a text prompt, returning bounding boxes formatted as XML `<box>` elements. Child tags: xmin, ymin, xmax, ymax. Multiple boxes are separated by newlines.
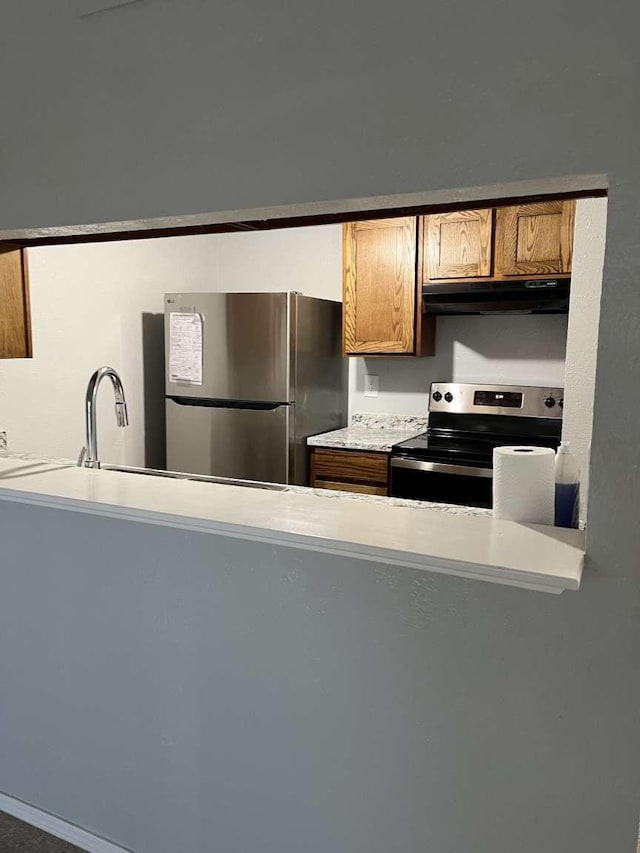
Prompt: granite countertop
<box><xmin>286</xmin><ymin>483</ymin><xmax>491</xmax><ymax>517</ymax></box>
<box><xmin>0</xmin><ymin>449</ymin><xmax>74</xmax><ymax>465</ymax></box>
<box><xmin>307</xmin><ymin>413</ymin><xmax>428</xmax><ymax>452</ymax></box>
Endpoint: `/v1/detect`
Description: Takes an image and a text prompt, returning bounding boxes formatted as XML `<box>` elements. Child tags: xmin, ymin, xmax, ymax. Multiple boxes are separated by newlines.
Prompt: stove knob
<box><xmin>432</xmin><ymin>391</ymin><xmax>442</xmax><ymax>402</ymax></box>
<box><xmin>444</xmin><ymin>392</ymin><xmax>454</xmax><ymax>403</ymax></box>
<box><xmin>559</xmin><ymin>398</ymin><xmax>564</xmax><ymax>408</ymax></box>
<box><xmin>544</xmin><ymin>396</ymin><xmax>556</xmax><ymax>408</ymax></box>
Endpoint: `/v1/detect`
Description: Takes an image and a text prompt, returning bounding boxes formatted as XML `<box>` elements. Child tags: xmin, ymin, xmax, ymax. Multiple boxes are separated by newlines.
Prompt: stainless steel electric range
<box><xmin>390</xmin><ymin>383</ymin><xmax>563</xmax><ymax>508</ymax></box>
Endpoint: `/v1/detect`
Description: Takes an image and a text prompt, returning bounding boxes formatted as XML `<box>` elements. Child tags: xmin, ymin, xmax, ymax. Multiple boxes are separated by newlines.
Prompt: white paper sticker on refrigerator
<box><xmin>169</xmin><ymin>312</ymin><xmax>203</xmax><ymax>384</ymax></box>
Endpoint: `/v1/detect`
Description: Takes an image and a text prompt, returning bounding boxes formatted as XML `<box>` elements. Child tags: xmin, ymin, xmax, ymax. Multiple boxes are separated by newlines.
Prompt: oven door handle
<box><xmin>390</xmin><ymin>458</ymin><xmax>493</xmax><ymax>478</ymax></box>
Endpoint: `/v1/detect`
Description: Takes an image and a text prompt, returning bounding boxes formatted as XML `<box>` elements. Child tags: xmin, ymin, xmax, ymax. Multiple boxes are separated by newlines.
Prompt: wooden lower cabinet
<box><xmin>0</xmin><ymin>247</ymin><xmax>31</xmax><ymax>359</ymax></box>
<box><xmin>310</xmin><ymin>448</ymin><xmax>389</xmax><ymax>496</ymax></box>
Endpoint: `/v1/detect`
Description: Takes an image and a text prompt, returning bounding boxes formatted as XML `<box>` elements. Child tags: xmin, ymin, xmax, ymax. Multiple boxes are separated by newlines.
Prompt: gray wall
<box><xmin>0</xmin><ymin>502</ymin><xmax>636</xmax><ymax>853</ymax></box>
<box><xmin>1</xmin><ymin>2</ymin><xmax>639</xmax><ymax>852</ymax></box>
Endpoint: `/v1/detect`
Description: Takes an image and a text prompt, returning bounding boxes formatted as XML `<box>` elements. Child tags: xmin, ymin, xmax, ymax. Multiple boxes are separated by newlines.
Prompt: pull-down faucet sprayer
<box><xmin>78</xmin><ymin>366</ymin><xmax>129</xmax><ymax>469</ymax></box>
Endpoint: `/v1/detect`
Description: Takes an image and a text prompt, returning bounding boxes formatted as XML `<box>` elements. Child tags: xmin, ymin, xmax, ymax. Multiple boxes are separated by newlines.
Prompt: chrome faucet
<box><xmin>78</xmin><ymin>366</ymin><xmax>129</xmax><ymax>469</ymax></box>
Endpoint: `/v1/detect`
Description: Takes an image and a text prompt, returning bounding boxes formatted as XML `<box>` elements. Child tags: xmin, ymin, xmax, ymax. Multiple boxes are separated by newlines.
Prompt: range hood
<box><xmin>422</xmin><ymin>278</ymin><xmax>570</xmax><ymax>315</ymax></box>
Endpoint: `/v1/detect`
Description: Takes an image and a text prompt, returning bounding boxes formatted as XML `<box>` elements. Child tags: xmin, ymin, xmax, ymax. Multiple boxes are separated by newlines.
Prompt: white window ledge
<box><xmin>0</xmin><ymin>458</ymin><xmax>584</xmax><ymax>595</ymax></box>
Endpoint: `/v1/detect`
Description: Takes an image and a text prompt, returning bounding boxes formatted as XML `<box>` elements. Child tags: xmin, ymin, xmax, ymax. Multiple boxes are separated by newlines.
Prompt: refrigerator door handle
<box><xmin>166</xmin><ymin>396</ymin><xmax>289</xmax><ymax>411</ymax></box>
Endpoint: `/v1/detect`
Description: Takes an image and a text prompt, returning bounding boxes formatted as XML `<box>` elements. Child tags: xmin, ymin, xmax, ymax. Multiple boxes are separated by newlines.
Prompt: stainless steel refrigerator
<box><xmin>164</xmin><ymin>291</ymin><xmax>347</xmax><ymax>485</ymax></box>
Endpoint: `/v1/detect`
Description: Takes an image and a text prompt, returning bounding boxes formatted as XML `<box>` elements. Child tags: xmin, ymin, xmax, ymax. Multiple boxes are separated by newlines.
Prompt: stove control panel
<box><xmin>474</xmin><ymin>390</ymin><xmax>522</xmax><ymax>408</ymax></box>
<box><xmin>429</xmin><ymin>383</ymin><xmax>564</xmax><ymax>418</ymax></box>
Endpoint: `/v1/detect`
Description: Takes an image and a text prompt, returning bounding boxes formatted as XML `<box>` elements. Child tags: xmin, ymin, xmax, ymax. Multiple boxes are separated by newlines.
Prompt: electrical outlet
<box><xmin>364</xmin><ymin>374</ymin><xmax>379</xmax><ymax>398</ymax></box>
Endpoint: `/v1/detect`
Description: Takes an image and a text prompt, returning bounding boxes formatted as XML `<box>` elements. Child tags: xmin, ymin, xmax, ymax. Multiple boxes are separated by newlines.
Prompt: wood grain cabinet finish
<box><xmin>423</xmin><ymin>209</ymin><xmax>493</xmax><ymax>280</ymax></box>
<box><xmin>0</xmin><ymin>247</ymin><xmax>31</xmax><ymax>359</ymax></box>
<box><xmin>310</xmin><ymin>448</ymin><xmax>389</xmax><ymax>496</ymax></box>
<box><xmin>343</xmin><ymin>218</ymin><xmax>434</xmax><ymax>357</ymax></box>
<box><xmin>495</xmin><ymin>200</ymin><xmax>576</xmax><ymax>276</ymax></box>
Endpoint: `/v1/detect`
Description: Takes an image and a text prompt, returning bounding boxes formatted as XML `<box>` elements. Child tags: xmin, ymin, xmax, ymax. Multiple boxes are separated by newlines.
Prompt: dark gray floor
<box><xmin>0</xmin><ymin>811</ymin><xmax>85</xmax><ymax>853</ymax></box>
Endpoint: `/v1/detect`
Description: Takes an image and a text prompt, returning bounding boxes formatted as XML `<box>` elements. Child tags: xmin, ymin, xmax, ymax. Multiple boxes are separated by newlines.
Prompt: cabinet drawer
<box><xmin>312</xmin><ymin>479</ymin><xmax>388</xmax><ymax>496</ymax></box>
<box><xmin>311</xmin><ymin>449</ymin><xmax>389</xmax><ymax>485</ymax></box>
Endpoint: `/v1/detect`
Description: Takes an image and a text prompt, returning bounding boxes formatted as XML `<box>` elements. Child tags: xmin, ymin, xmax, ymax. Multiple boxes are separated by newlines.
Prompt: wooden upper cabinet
<box><xmin>343</xmin><ymin>217</ymin><xmax>433</xmax><ymax>356</ymax></box>
<box><xmin>0</xmin><ymin>247</ymin><xmax>31</xmax><ymax>359</ymax></box>
<box><xmin>495</xmin><ymin>200</ymin><xmax>576</xmax><ymax>276</ymax></box>
<box><xmin>423</xmin><ymin>209</ymin><xmax>493</xmax><ymax>280</ymax></box>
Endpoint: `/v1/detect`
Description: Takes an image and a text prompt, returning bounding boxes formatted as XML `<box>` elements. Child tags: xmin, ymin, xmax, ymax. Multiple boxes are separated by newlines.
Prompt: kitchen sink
<box><xmin>101</xmin><ymin>464</ymin><xmax>288</xmax><ymax>491</ymax></box>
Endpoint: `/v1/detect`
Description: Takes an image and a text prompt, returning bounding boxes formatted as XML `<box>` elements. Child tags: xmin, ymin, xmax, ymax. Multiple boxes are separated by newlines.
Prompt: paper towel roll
<box><xmin>493</xmin><ymin>445</ymin><xmax>555</xmax><ymax>525</ymax></box>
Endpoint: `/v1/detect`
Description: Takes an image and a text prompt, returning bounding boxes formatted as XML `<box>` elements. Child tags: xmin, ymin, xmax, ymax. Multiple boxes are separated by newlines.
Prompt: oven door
<box><xmin>390</xmin><ymin>457</ymin><xmax>493</xmax><ymax>508</ymax></box>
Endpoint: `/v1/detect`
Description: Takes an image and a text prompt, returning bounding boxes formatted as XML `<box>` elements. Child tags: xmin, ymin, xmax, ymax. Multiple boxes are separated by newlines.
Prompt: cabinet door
<box><xmin>423</xmin><ymin>209</ymin><xmax>493</xmax><ymax>280</ymax></box>
<box><xmin>495</xmin><ymin>200</ymin><xmax>576</xmax><ymax>276</ymax></box>
<box><xmin>343</xmin><ymin>218</ymin><xmax>418</xmax><ymax>355</ymax></box>
<box><xmin>0</xmin><ymin>247</ymin><xmax>31</xmax><ymax>359</ymax></box>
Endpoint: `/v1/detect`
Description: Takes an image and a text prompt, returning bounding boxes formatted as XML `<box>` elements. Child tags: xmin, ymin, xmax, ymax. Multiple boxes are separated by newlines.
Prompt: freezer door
<box><xmin>165</xmin><ymin>292</ymin><xmax>294</xmax><ymax>403</ymax></box>
<box><xmin>166</xmin><ymin>398</ymin><xmax>292</xmax><ymax>484</ymax></box>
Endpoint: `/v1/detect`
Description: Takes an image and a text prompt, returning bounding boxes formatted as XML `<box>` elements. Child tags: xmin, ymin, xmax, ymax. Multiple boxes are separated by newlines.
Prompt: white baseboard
<box><xmin>0</xmin><ymin>792</ymin><xmax>132</xmax><ymax>853</ymax></box>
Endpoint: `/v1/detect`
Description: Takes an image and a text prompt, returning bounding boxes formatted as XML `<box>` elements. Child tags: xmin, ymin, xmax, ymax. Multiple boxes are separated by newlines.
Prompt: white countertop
<box><xmin>0</xmin><ymin>456</ymin><xmax>584</xmax><ymax>594</ymax></box>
